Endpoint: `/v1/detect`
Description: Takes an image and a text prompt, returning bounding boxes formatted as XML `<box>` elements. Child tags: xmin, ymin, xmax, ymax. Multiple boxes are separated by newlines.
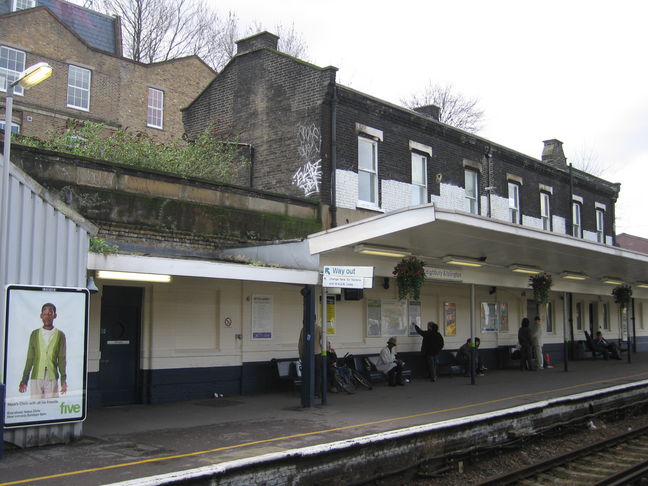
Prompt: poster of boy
<box><xmin>3</xmin><ymin>285</ymin><xmax>88</xmax><ymax>428</ymax></box>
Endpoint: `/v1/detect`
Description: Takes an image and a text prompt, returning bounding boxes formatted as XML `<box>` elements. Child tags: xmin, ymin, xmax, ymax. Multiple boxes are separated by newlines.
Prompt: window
<box><xmin>576</xmin><ymin>302</ymin><xmax>583</xmax><ymax>331</ymax></box>
<box><xmin>67</xmin><ymin>65</ymin><xmax>91</xmax><ymax>111</ymax></box>
<box><xmin>508</xmin><ymin>181</ymin><xmax>520</xmax><ymax>224</ymax></box>
<box><xmin>1</xmin><ymin>46</ymin><xmax>26</xmax><ymax>96</ymax></box>
<box><xmin>465</xmin><ymin>169</ymin><xmax>479</xmax><ymax>214</ymax></box>
<box><xmin>596</xmin><ymin>208</ymin><xmax>605</xmax><ymax>243</ymax></box>
<box><xmin>147</xmin><ymin>87</ymin><xmax>164</xmax><ymax>129</ymax></box>
<box><xmin>546</xmin><ymin>302</ymin><xmax>554</xmax><ymax>333</ymax></box>
<box><xmin>541</xmin><ymin>192</ymin><xmax>551</xmax><ymax>231</ymax></box>
<box><xmin>12</xmin><ymin>0</ymin><xmax>35</xmax><ymax>11</ymax></box>
<box><xmin>0</xmin><ymin>120</ymin><xmax>20</xmax><ymax>133</ymax></box>
<box><xmin>572</xmin><ymin>202</ymin><xmax>582</xmax><ymax>238</ymax></box>
<box><xmin>411</xmin><ymin>152</ymin><xmax>427</xmax><ymax>205</ymax></box>
<box><xmin>358</xmin><ymin>136</ymin><xmax>378</xmax><ymax>206</ymax></box>
<box><xmin>603</xmin><ymin>303</ymin><xmax>610</xmax><ymax>331</ymax></box>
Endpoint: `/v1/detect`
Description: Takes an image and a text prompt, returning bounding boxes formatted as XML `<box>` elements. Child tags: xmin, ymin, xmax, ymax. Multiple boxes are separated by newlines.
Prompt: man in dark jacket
<box><xmin>518</xmin><ymin>317</ymin><xmax>534</xmax><ymax>371</ymax></box>
<box><xmin>414</xmin><ymin>321</ymin><xmax>444</xmax><ymax>382</ymax></box>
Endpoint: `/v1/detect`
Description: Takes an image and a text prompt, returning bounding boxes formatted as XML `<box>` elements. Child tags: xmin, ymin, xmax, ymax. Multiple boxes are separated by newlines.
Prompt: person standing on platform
<box><xmin>413</xmin><ymin>321</ymin><xmax>444</xmax><ymax>381</ymax></box>
<box><xmin>518</xmin><ymin>317</ymin><xmax>534</xmax><ymax>371</ymax></box>
<box><xmin>530</xmin><ymin>315</ymin><xmax>544</xmax><ymax>370</ymax></box>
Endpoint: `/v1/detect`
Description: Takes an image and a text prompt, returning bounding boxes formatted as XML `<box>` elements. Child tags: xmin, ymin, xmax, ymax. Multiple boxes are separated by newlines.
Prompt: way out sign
<box><xmin>322</xmin><ymin>266</ymin><xmax>374</xmax><ymax>289</ymax></box>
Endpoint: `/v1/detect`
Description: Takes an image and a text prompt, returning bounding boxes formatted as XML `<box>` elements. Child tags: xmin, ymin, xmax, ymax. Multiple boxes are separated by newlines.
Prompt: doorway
<box><xmin>99</xmin><ymin>286</ymin><xmax>143</xmax><ymax>406</ymax></box>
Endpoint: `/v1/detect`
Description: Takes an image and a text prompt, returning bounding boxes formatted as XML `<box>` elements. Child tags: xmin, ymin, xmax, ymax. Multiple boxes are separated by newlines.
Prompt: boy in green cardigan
<box><xmin>19</xmin><ymin>303</ymin><xmax>67</xmax><ymax>399</ymax></box>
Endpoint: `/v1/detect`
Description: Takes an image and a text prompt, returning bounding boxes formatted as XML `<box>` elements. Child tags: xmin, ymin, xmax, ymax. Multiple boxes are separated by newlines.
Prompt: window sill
<box><xmin>356</xmin><ymin>201</ymin><xmax>384</xmax><ymax>213</ymax></box>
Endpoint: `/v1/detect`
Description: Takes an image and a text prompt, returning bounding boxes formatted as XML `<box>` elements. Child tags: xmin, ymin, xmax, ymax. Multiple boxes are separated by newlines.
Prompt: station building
<box><xmin>3</xmin><ymin>30</ymin><xmax>648</xmax><ymax>446</ymax></box>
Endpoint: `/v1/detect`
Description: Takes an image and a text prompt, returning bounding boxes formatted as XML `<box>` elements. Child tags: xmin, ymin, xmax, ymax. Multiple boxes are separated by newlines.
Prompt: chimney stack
<box><xmin>541</xmin><ymin>139</ymin><xmax>567</xmax><ymax>166</ymax></box>
<box><xmin>413</xmin><ymin>104</ymin><xmax>441</xmax><ymax>121</ymax></box>
<box><xmin>236</xmin><ymin>32</ymin><xmax>279</xmax><ymax>55</ymax></box>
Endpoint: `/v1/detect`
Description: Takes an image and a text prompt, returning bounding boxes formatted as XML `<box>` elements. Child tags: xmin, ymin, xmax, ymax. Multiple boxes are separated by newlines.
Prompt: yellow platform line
<box><xmin>3</xmin><ymin>371</ymin><xmax>648</xmax><ymax>486</ymax></box>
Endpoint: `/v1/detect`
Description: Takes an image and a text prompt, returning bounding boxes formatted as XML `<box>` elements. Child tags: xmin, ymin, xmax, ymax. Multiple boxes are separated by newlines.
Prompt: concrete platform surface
<box><xmin>2</xmin><ymin>354</ymin><xmax>648</xmax><ymax>486</ymax></box>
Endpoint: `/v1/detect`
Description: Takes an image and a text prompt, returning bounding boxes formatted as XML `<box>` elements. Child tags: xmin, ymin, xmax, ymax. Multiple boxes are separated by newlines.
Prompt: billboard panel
<box><xmin>3</xmin><ymin>285</ymin><xmax>89</xmax><ymax>428</ymax></box>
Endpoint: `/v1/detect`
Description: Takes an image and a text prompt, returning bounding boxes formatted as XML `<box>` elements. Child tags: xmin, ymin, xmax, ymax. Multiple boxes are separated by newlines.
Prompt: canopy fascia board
<box><xmin>88</xmin><ymin>253</ymin><xmax>319</xmax><ymax>285</ymax></box>
<box><xmin>308</xmin><ymin>204</ymin><xmax>436</xmax><ymax>255</ymax></box>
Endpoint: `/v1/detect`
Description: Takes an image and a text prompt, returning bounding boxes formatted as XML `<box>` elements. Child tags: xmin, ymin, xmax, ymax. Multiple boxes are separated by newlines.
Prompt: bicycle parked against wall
<box><xmin>331</xmin><ymin>353</ymin><xmax>373</xmax><ymax>393</ymax></box>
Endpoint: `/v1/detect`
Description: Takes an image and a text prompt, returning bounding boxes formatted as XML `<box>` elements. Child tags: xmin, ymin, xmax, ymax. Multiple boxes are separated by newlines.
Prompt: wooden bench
<box><xmin>584</xmin><ymin>331</ymin><xmax>627</xmax><ymax>359</ymax></box>
<box><xmin>271</xmin><ymin>358</ymin><xmax>302</xmax><ymax>393</ymax></box>
<box><xmin>352</xmin><ymin>355</ymin><xmax>412</xmax><ymax>384</ymax></box>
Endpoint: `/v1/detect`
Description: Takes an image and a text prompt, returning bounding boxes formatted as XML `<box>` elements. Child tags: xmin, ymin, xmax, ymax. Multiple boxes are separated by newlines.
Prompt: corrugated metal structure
<box><xmin>1</xmin><ymin>161</ymin><xmax>97</xmax><ymax>447</ymax></box>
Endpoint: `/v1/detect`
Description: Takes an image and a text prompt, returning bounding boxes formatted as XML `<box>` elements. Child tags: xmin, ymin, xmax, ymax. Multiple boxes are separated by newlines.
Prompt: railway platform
<box><xmin>2</xmin><ymin>354</ymin><xmax>648</xmax><ymax>485</ymax></box>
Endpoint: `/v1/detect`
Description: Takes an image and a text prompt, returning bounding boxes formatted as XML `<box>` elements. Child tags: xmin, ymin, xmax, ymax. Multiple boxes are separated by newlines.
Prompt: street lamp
<box><xmin>1</xmin><ymin>62</ymin><xmax>52</xmax><ymax>286</ymax></box>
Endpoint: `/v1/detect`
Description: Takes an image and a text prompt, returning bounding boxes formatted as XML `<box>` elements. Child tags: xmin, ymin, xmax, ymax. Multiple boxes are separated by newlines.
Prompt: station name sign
<box><xmin>322</xmin><ymin>266</ymin><xmax>374</xmax><ymax>289</ymax></box>
<box><xmin>424</xmin><ymin>266</ymin><xmax>463</xmax><ymax>282</ymax></box>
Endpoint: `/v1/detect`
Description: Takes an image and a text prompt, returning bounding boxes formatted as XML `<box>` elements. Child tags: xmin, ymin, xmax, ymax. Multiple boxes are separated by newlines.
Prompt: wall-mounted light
<box><xmin>601</xmin><ymin>277</ymin><xmax>624</xmax><ymax>285</ymax></box>
<box><xmin>442</xmin><ymin>255</ymin><xmax>484</xmax><ymax>267</ymax></box>
<box><xmin>354</xmin><ymin>244</ymin><xmax>411</xmax><ymax>258</ymax></box>
<box><xmin>96</xmin><ymin>270</ymin><xmax>172</xmax><ymax>283</ymax></box>
<box><xmin>636</xmin><ymin>282</ymin><xmax>648</xmax><ymax>289</ymax></box>
<box><xmin>509</xmin><ymin>264</ymin><xmax>542</xmax><ymax>275</ymax></box>
<box><xmin>560</xmin><ymin>271</ymin><xmax>588</xmax><ymax>281</ymax></box>
<box><xmin>86</xmin><ymin>274</ymin><xmax>99</xmax><ymax>294</ymax></box>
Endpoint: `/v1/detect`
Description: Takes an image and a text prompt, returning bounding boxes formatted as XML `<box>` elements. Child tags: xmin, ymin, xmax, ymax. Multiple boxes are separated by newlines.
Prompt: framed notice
<box><xmin>481</xmin><ymin>302</ymin><xmax>499</xmax><ymax>332</ymax></box>
<box><xmin>408</xmin><ymin>301</ymin><xmax>421</xmax><ymax>336</ymax></box>
<box><xmin>444</xmin><ymin>302</ymin><xmax>457</xmax><ymax>336</ymax></box>
<box><xmin>3</xmin><ymin>285</ymin><xmax>89</xmax><ymax>428</ymax></box>
<box><xmin>367</xmin><ymin>299</ymin><xmax>381</xmax><ymax>337</ymax></box>
<box><xmin>251</xmin><ymin>295</ymin><xmax>273</xmax><ymax>340</ymax></box>
<box><xmin>381</xmin><ymin>299</ymin><xmax>408</xmax><ymax>336</ymax></box>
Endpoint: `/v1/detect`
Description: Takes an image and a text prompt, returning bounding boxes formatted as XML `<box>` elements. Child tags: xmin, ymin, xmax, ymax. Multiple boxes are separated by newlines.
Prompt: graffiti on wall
<box><xmin>292</xmin><ymin>123</ymin><xmax>322</xmax><ymax>196</ymax></box>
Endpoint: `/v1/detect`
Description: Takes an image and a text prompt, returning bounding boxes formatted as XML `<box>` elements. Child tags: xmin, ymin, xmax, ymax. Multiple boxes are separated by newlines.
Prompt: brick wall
<box><xmin>1</xmin><ymin>8</ymin><xmax>214</xmax><ymax>143</ymax></box>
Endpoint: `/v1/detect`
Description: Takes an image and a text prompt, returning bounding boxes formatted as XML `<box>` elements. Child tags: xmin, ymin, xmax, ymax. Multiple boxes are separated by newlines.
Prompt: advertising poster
<box><xmin>3</xmin><ymin>285</ymin><xmax>89</xmax><ymax>428</ymax></box>
<box><xmin>381</xmin><ymin>299</ymin><xmax>408</xmax><ymax>336</ymax></box>
<box><xmin>444</xmin><ymin>302</ymin><xmax>457</xmax><ymax>336</ymax></box>
<box><xmin>367</xmin><ymin>299</ymin><xmax>381</xmax><ymax>337</ymax></box>
<box><xmin>326</xmin><ymin>295</ymin><xmax>336</xmax><ymax>335</ymax></box>
<box><xmin>251</xmin><ymin>295</ymin><xmax>273</xmax><ymax>339</ymax></box>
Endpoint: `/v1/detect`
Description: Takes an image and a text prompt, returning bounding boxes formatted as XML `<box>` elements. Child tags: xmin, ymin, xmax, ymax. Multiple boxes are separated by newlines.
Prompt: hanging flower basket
<box><xmin>612</xmin><ymin>283</ymin><xmax>632</xmax><ymax>309</ymax></box>
<box><xmin>393</xmin><ymin>256</ymin><xmax>426</xmax><ymax>301</ymax></box>
<box><xmin>529</xmin><ymin>272</ymin><xmax>552</xmax><ymax>305</ymax></box>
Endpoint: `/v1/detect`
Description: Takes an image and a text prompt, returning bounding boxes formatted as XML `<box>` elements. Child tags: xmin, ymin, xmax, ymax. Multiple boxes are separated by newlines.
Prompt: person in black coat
<box><xmin>414</xmin><ymin>321</ymin><xmax>444</xmax><ymax>382</ymax></box>
<box><xmin>518</xmin><ymin>317</ymin><xmax>534</xmax><ymax>371</ymax></box>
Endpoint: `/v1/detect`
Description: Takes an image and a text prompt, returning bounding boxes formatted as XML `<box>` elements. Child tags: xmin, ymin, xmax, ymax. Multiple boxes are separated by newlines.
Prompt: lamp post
<box><xmin>1</xmin><ymin>62</ymin><xmax>52</xmax><ymax>288</ymax></box>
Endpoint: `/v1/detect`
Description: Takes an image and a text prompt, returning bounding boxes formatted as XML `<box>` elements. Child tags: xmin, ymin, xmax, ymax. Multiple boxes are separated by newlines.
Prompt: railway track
<box><xmin>476</xmin><ymin>424</ymin><xmax>648</xmax><ymax>486</ymax></box>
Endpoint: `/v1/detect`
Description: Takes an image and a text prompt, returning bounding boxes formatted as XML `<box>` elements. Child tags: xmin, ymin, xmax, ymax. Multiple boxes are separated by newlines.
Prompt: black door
<box><xmin>99</xmin><ymin>286</ymin><xmax>143</xmax><ymax>406</ymax></box>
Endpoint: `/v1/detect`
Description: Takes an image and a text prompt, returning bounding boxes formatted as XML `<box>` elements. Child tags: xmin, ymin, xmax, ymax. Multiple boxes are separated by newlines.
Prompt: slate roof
<box><xmin>0</xmin><ymin>0</ymin><xmax>119</xmax><ymax>54</ymax></box>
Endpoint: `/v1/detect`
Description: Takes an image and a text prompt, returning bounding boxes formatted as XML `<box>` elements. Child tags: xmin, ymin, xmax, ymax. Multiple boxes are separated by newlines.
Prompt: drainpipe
<box><xmin>569</xmin><ymin>163</ymin><xmax>574</xmax><ymax>233</ymax></box>
<box><xmin>329</xmin><ymin>84</ymin><xmax>338</xmax><ymax>228</ymax></box>
<box><xmin>248</xmin><ymin>146</ymin><xmax>255</xmax><ymax>189</ymax></box>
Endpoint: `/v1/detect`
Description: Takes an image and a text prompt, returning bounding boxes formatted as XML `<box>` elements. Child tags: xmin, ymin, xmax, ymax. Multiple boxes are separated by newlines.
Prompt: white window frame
<box><xmin>603</xmin><ymin>303</ymin><xmax>610</xmax><ymax>331</ymax></box>
<box><xmin>358</xmin><ymin>136</ymin><xmax>379</xmax><ymax>207</ymax></box>
<box><xmin>541</xmin><ymin>192</ymin><xmax>551</xmax><ymax>231</ymax></box>
<box><xmin>410</xmin><ymin>152</ymin><xmax>427</xmax><ymax>206</ymax></box>
<box><xmin>546</xmin><ymin>302</ymin><xmax>554</xmax><ymax>333</ymax></box>
<box><xmin>12</xmin><ymin>0</ymin><xmax>35</xmax><ymax>11</ymax></box>
<box><xmin>1</xmin><ymin>45</ymin><xmax>26</xmax><ymax>96</ymax></box>
<box><xmin>572</xmin><ymin>201</ymin><xmax>582</xmax><ymax>238</ymax></box>
<box><xmin>575</xmin><ymin>302</ymin><xmax>583</xmax><ymax>331</ymax></box>
<box><xmin>596</xmin><ymin>208</ymin><xmax>605</xmax><ymax>243</ymax></box>
<box><xmin>67</xmin><ymin>65</ymin><xmax>91</xmax><ymax>111</ymax></box>
<box><xmin>465</xmin><ymin>169</ymin><xmax>479</xmax><ymax>214</ymax></box>
<box><xmin>0</xmin><ymin>120</ymin><xmax>20</xmax><ymax>133</ymax></box>
<box><xmin>508</xmin><ymin>181</ymin><xmax>520</xmax><ymax>224</ymax></box>
<box><xmin>147</xmin><ymin>87</ymin><xmax>164</xmax><ymax>129</ymax></box>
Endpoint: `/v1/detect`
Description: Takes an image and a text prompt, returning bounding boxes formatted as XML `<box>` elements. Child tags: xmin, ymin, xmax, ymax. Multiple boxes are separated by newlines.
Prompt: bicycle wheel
<box><xmin>351</xmin><ymin>369</ymin><xmax>372</xmax><ymax>390</ymax></box>
<box><xmin>334</xmin><ymin>369</ymin><xmax>355</xmax><ymax>394</ymax></box>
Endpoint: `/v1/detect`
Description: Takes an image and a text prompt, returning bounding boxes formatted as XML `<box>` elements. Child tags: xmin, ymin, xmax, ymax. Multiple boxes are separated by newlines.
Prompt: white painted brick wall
<box><xmin>490</xmin><ymin>194</ymin><xmax>510</xmax><ymax>223</ymax></box>
<box><xmin>382</xmin><ymin>179</ymin><xmax>412</xmax><ymax>212</ymax></box>
<box><xmin>336</xmin><ymin>169</ymin><xmax>358</xmax><ymax>210</ymax></box>
<box><xmin>583</xmin><ymin>230</ymin><xmax>598</xmax><ymax>242</ymax></box>
<box><xmin>430</xmin><ymin>183</ymin><xmax>469</xmax><ymax>212</ymax></box>
<box><xmin>522</xmin><ymin>215</ymin><xmax>543</xmax><ymax>230</ymax></box>
<box><xmin>553</xmin><ymin>216</ymin><xmax>566</xmax><ymax>235</ymax></box>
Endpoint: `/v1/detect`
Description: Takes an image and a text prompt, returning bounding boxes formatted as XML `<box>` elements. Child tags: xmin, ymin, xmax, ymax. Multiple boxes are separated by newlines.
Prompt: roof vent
<box><xmin>542</xmin><ymin>139</ymin><xmax>567</xmax><ymax>165</ymax></box>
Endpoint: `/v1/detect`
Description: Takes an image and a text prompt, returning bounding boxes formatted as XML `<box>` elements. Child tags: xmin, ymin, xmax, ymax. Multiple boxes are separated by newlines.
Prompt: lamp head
<box><xmin>13</xmin><ymin>62</ymin><xmax>52</xmax><ymax>89</ymax></box>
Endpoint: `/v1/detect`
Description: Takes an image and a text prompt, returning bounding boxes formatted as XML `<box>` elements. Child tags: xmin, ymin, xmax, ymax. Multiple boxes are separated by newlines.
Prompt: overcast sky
<box><xmin>210</xmin><ymin>0</ymin><xmax>648</xmax><ymax>238</ymax></box>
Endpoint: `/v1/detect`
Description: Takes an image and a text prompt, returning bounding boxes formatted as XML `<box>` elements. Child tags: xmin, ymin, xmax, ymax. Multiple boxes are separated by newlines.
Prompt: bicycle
<box><xmin>342</xmin><ymin>353</ymin><xmax>373</xmax><ymax>390</ymax></box>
